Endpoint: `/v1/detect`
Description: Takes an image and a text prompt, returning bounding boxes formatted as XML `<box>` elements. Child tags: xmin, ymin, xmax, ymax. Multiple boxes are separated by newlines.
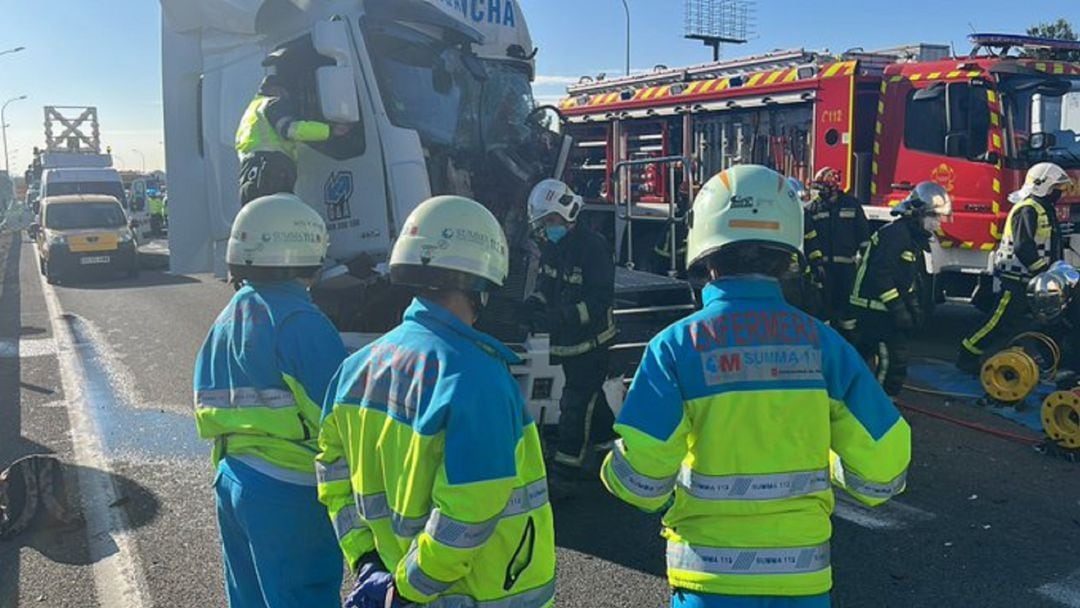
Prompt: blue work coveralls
<box><xmin>194</xmin><ymin>280</ymin><xmax>348</xmax><ymax>608</ymax></box>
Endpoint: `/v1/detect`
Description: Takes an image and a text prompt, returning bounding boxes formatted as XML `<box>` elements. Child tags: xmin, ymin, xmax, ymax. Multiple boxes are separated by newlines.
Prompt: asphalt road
<box><xmin>2</xmin><ymin>232</ymin><xmax>1080</xmax><ymax>607</ymax></box>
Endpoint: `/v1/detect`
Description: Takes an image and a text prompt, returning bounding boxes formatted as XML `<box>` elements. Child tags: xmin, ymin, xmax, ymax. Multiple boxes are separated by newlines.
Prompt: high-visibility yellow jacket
<box><xmin>601</xmin><ymin>277</ymin><xmax>911</xmax><ymax>598</ymax></box>
<box><xmin>317</xmin><ymin>298</ymin><xmax>556</xmax><ymax>607</ymax></box>
<box><xmin>194</xmin><ymin>280</ymin><xmax>347</xmax><ymax>483</ymax></box>
<box><xmin>992</xmin><ymin>197</ymin><xmax>1060</xmax><ymax>283</ymax></box>
<box><xmin>235</xmin><ymin>95</ymin><xmax>331</xmax><ymax>162</ymax></box>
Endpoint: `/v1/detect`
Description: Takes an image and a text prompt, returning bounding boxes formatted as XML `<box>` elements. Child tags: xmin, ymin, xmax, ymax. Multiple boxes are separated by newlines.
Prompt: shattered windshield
<box><xmin>362</xmin><ymin>21</ymin><xmax>535</xmax><ymax>154</ymax></box>
<box><xmin>1003</xmin><ymin>75</ymin><xmax>1080</xmax><ymax>168</ymax></box>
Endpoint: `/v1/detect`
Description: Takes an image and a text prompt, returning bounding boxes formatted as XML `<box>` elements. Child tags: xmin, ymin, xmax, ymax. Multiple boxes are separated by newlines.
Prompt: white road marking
<box><xmin>0</xmin><ymin>336</ymin><xmax>57</xmax><ymax>358</ymax></box>
<box><xmin>1038</xmin><ymin>568</ymin><xmax>1080</xmax><ymax>607</ymax></box>
<box><xmin>39</xmin><ymin>275</ymin><xmax>152</xmax><ymax>608</ymax></box>
<box><xmin>833</xmin><ymin>494</ymin><xmax>936</xmax><ymax>530</ymax></box>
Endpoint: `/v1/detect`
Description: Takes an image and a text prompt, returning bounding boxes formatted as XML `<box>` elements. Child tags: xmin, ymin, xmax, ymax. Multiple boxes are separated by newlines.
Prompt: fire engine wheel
<box><xmin>980</xmin><ymin>347</ymin><xmax>1040</xmax><ymax>403</ymax></box>
<box><xmin>1042</xmin><ymin>391</ymin><xmax>1080</xmax><ymax>449</ymax></box>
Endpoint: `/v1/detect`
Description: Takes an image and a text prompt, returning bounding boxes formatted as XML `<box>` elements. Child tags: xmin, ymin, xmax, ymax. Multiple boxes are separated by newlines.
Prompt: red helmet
<box><xmin>811</xmin><ymin>167</ymin><xmax>842</xmax><ymax>200</ymax></box>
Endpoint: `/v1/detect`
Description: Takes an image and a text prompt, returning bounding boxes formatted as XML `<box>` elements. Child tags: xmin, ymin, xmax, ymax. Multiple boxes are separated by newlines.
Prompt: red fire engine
<box><xmin>557</xmin><ymin>34</ymin><xmax>1080</xmax><ymax>302</ymax></box>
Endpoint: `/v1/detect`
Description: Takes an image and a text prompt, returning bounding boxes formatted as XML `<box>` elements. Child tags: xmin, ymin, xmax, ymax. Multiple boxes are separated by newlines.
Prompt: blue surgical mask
<box><xmin>544</xmin><ymin>225</ymin><xmax>568</xmax><ymax>244</ymax></box>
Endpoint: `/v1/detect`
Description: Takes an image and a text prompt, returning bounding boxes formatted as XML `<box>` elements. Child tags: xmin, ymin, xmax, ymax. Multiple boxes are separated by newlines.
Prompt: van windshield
<box><xmin>1002</xmin><ymin>75</ymin><xmax>1080</xmax><ymax>168</ymax></box>
<box><xmin>45</xmin><ymin>202</ymin><xmax>127</xmax><ymax>230</ymax></box>
<box><xmin>45</xmin><ymin>181</ymin><xmax>128</xmax><ymax>207</ymax></box>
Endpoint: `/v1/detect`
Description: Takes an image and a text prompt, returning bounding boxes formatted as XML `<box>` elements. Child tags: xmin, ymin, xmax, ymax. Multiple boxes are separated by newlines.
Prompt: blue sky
<box><xmin>0</xmin><ymin>1</ymin><xmax>1076</xmax><ymax>177</ymax></box>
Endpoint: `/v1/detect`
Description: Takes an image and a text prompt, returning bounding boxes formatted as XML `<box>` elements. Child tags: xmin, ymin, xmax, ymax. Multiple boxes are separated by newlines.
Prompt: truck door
<box><xmin>292</xmin><ymin>20</ymin><xmax>391</xmax><ymax>263</ymax></box>
<box><xmin>878</xmin><ymin>78</ymin><xmax>1000</xmax><ymax>250</ymax></box>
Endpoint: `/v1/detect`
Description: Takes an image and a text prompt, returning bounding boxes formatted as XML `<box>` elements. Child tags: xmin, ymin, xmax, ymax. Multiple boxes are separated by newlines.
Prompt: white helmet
<box><xmin>390</xmin><ymin>195</ymin><xmax>509</xmax><ymax>291</ymax></box>
<box><xmin>686</xmin><ymin>165</ymin><xmax>804</xmax><ymax>269</ymax></box>
<box><xmin>527</xmin><ymin>179</ymin><xmax>583</xmax><ymax>225</ymax></box>
<box><xmin>1009</xmin><ymin>162</ymin><xmax>1073</xmax><ymax>203</ymax></box>
<box><xmin>227</xmin><ymin>193</ymin><xmax>328</xmax><ymax>268</ymax></box>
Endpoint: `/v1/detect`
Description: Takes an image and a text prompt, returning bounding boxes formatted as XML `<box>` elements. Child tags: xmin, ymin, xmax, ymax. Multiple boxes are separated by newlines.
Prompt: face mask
<box><xmin>922</xmin><ymin>215</ymin><xmax>942</xmax><ymax>234</ymax></box>
<box><xmin>545</xmin><ymin>225</ymin><xmax>568</xmax><ymax>244</ymax></box>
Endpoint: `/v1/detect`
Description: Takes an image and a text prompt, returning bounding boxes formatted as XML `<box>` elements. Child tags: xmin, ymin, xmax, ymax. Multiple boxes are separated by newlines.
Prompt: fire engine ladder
<box><xmin>606</xmin><ymin>155</ymin><xmax>698</xmax><ymax>364</ymax></box>
<box><xmin>612</xmin><ymin>155</ymin><xmax>692</xmax><ymax>276</ymax></box>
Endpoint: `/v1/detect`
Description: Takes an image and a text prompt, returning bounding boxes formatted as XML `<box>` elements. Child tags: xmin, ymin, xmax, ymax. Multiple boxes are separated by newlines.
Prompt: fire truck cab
<box><xmin>558</xmin><ymin>34</ymin><xmax>1080</xmax><ymax>306</ymax></box>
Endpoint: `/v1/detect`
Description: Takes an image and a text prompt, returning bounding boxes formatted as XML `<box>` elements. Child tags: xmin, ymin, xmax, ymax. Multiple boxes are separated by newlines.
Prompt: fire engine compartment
<box><xmin>557</xmin><ymin>48</ymin><xmax>1080</xmax><ymax>302</ymax></box>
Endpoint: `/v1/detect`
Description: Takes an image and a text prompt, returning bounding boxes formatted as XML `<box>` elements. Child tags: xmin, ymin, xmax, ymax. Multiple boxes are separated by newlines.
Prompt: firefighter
<box><xmin>525</xmin><ymin>179</ymin><xmax>617</xmax><ymax>499</ymax></box>
<box><xmin>193</xmin><ymin>194</ymin><xmax>347</xmax><ymax>608</ymax></box>
<box><xmin>788</xmin><ymin>177</ymin><xmax>828</xmax><ymax>319</ymax></box>
<box><xmin>807</xmin><ymin>166</ymin><xmax>870</xmax><ymax>327</ymax></box>
<box><xmin>957</xmin><ymin>162</ymin><xmax>1074</xmax><ymax>373</ymax></box>
<box><xmin>600</xmin><ymin>165</ymin><xmax>910</xmax><ymax>607</ymax></box>
<box><xmin>235</xmin><ymin>40</ymin><xmax>349</xmax><ymax>205</ymax></box>
<box><xmin>849</xmin><ymin>182</ymin><xmax>953</xmax><ymax>396</ymax></box>
<box><xmin>316</xmin><ymin>196</ymin><xmax>556</xmax><ymax>608</ymax></box>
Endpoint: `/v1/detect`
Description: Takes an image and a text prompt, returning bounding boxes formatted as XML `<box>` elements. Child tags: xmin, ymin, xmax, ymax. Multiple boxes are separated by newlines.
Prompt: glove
<box><xmin>344</xmin><ymin>554</ymin><xmax>413</xmax><ymax>608</ymax></box>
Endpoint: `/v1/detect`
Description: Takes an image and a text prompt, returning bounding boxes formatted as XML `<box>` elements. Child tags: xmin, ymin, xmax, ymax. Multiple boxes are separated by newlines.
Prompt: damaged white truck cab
<box><xmin>161</xmin><ymin>0</ymin><xmax>618</xmax><ymax>421</ymax></box>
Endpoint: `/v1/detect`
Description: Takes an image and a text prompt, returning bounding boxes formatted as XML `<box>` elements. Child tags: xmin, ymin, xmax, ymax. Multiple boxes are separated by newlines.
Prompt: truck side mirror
<box><xmin>1029</xmin><ymin>132</ymin><xmax>1057</xmax><ymax>151</ymax></box>
<box><xmin>313</xmin><ymin>21</ymin><xmax>360</xmax><ymax>123</ymax></box>
<box><xmin>316</xmin><ymin>67</ymin><xmax>361</xmax><ymax>123</ymax></box>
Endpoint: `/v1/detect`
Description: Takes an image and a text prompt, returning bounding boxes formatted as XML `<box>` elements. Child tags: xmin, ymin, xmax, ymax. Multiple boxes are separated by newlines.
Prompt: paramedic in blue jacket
<box><xmin>601</xmin><ymin>165</ymin><xmax>911</xmax><ymax>607</ymax></box>
<box><xmin>193</xmin><ymin>193</ymin><xmax>347</xmax><ymax>608</ymax></box>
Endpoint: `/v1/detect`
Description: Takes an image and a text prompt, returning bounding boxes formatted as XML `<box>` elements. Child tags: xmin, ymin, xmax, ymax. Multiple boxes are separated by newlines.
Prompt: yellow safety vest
<box><xmin>993</xmin><ymin>198</ymin><xmax>1053</xmax><ymax>282</ymax></box>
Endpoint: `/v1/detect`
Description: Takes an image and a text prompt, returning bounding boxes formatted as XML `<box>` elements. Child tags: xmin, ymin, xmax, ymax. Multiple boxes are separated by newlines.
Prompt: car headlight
<box><xmin>47</xmin><ymin>234</ymin><xmax>66</xmax><ymax>246</ymax></box>
<box><xmin>118</xmin><ymin>229</ymin><xmax>134</xmax><ymax>243</ymax></box>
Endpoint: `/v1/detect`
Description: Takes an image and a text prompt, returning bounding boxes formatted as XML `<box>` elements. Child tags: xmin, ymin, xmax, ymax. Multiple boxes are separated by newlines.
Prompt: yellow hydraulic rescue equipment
<box><xmin>980</xmin><ymin>333</ymin><xmax>1060</xmax><ymax>403</ymax></box>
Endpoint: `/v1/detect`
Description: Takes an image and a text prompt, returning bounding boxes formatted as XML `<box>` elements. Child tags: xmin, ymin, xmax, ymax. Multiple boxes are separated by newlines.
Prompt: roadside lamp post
<box><xmin>2</xmin><ymin>94</ymin><xmax>28</xmax><ymax>173</ymax></box>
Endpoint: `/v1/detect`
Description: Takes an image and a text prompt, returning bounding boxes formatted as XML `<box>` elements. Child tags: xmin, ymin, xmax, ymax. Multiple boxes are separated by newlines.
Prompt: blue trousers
<box><xmin>672</xmin><ymin>590</ymin><xmax>831</xmax><ymax>608</ymax></box>
<box><xmin>214</xmin><ymin>457</ymin><xmax>343</xmax><ymax>608</ymax></box>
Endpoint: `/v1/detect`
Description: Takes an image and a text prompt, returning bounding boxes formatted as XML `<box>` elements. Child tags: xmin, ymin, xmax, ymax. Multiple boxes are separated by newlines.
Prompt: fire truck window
<box><xmin>904</xmin><ymin>90</ymin><xmax>947</xmax><ymax>155</ymax></box>
<box><xmin>947</xmin><ymin>84</ymin><xmax>989</xmax><ymax>160</ymax></box>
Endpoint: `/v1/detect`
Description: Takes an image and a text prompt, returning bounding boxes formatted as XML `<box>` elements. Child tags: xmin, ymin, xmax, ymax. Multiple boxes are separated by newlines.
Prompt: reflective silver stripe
<box><xmin>354</xmin><ymin>492</ymin><xmax>430</xmax><ymax>537</ymax></box>
<box><xmin>844</xmin><ymin>469</ymin><xmax>907</xmax><ymax>500</ymax></box>
<box><xmin>231</xmin><ymin>455</ymin><xmax>316</xmax><ymax>486</ymax></box>
<box><xmin>667</xmin><ymin>541</ymin><xmax>830</xmax><ymax>575</ymax></box>
<box><xmin>315</xmin><ymin>460</ymin><xmax>351</xmax><ymax>485</ymax></box>
<box><xmin>425</xmin><ymin>479</ymin><xmax>549</xmax><ymax>549</ymax></box>
<box><xmin>333</xmin><ymin>506</ymin><xmax>361</xmax><ymax>541</ymax></box>
<box><xmin>677</xmin><ymin>467</ymin><xmax>829</xmax><ymax>501</ymax></box>
<box><xmin>393</xmin><ymin>512</ymin><xmax>430</xmax><ymax>538</ymax></box>
<box><xmin>827</xmin><ymin>255</ymin><xmax>856</xmax><ymax>264</ymax></box>
<box><xmin>404</xmin><ymin>544</ymin><xmax>453</xmax><ymax>596</ymax></box>
<box><xmin>576</xmin><ymin>302</ymin><xmax>590</xmax><ymax>325</ymax></box>
<box><xmin>355</xmin><ymin>492</ymin><xmax>391</xmax><ymax>520</ymax></box>
<box><xmin>607</xmin><ymin>441</ymin><xmax>677</xmax><ymax>499</ymax></box>
<box><xmin>428</xmin><ymin>581</ymin><xmax>556</xmax><ymax>607</ymax></box>
<box><xmin>426</xmin><ymin>510</ymin><xmax>498</xmax><ymax>550</ymax></box>
<box><xmin>195</xmin><ymin>387</ymin><xmax>296</xmax><ymax>409</ymax></box>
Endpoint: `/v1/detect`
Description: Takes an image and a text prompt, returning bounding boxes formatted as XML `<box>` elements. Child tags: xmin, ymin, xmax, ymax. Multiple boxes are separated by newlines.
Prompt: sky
<box><xmin>0</xmin><ymin>1</ymin><xmax>1076</xmax><ymax>178</ymax></box>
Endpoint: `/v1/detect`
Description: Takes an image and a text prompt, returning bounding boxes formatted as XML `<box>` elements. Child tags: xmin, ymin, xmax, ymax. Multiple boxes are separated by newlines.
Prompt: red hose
<box><xmin>895</xmin><ymin>399</ymin><xmax>1044</xmax><ymax>446</ymax></box>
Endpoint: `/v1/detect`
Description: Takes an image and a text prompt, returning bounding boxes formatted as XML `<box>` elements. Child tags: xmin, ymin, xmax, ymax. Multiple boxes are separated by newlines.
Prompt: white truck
<box><xmin>160</xmin><ymin>0</ymin><xmax>692</xmax><ymax>422</ymax></box>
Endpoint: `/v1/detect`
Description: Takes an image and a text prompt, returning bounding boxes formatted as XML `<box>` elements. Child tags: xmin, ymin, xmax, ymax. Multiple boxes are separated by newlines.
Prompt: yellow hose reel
<box><xmin>1042</xmin><ymin>391</ymin><xmax>1080</xmax><ymax>449</ymax></box>
<box><xmin>980</xmin><ymin>333</ymin><xmax>1061</xmax><ymax>404</ymax></box>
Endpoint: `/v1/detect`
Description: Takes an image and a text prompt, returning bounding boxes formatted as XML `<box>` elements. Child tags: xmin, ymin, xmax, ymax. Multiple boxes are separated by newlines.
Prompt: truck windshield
<box><xmin>1003</xmin><ymin>75</ymin><xmax>1080</xmax><ymax>168</ymax></box>
<box><xmin>45</xmin><ymin>181</ymin><xmax>128</xmax><ymax>207</ymax></box>
<box><xmin>45</xmin><ymin>202</ymin><xmax>126</xmax><ymax>230</ymax></box>
<box><xmin>362</xmin><ymin>23</ymin><xmax>535</xmax><ymax>154</ymax></box>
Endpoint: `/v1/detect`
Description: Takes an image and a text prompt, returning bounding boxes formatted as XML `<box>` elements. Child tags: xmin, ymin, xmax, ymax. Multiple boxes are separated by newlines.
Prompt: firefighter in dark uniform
<box><xmin>235</xmin><ymin>40</ymin><xmax>349</xmax><ymax>206</ymax></box>
<box><xmin>807</xmin><ymin>166</ymin><xmax>871</xmax><ymax>327</ymax></box>
<box><xmin>525</xmin><ymin>179</ymin><xmax>617</xmax><ymax>499</ymax></box>
<box><xmin>849</xmin><ymin>182</ymin><xmax>953</xmax><ymax>396</ymax></box>
<box><xmin>957</xmin><ymin>162</ymin><xmax>1073</xmax><ymax>373</ymax></box>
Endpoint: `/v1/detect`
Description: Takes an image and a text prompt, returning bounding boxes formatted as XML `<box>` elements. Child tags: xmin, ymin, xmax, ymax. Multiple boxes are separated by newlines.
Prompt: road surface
<box><xmin>2</xmin><ymin>232</ymin><xmax>1080</xmax><ymax>607</ymax></box>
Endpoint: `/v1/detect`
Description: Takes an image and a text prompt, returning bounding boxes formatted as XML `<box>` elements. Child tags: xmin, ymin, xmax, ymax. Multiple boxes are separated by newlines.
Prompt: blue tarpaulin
<box><xmin>905</xmin><ymin>358</ymin><xmax>1048</xmax><ymax>432</ymax></box>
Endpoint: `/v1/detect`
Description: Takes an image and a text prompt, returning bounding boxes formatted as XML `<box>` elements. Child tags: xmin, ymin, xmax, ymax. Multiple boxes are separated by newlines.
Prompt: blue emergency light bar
<box><xmin>969</xmin><ymin>33</ymin><xmax>1080</xmax><ymax>53</ymax></box>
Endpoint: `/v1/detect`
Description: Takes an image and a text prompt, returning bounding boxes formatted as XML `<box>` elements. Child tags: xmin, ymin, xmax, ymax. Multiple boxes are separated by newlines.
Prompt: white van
<box><xmin>41</xmin><ymin>167</ymin><xmax>151</xmax><ymax>239</ymax></box>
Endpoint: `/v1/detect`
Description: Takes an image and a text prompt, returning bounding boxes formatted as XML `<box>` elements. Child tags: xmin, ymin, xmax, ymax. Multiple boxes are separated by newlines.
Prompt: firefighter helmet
<box><xmin>390</xmin><ymin>196</ymin><xmax>509</xmax><ymax>292</ymax></box>
<box><xmin>527</xmin><ymin>179</ymin><xmax>583</xmax><ymax>225</ymax></box>
<box><xmin>1009</xmin><ymin>162</ymin><xmax>1073</xmax><ymax>203</ymax></box>
<box><xmin>686</xmin><ymin>165</ymin><xmax>804</xmax><ymax>269</ymax></box>
<box><xmin>1028</xmin><ymin>261</ymin><xmax>1079</xmax><ymax>323</ymax></box>
<box><xmin>227</xmin><ymin>193</ymin><xmax>329</xmax><ymax>269</ymax></box>
<box><xmin>811</xmin><ymin>166</ymin><xmax>842</xmax><ymax>198</ymax></box>
<box><xmin>891</xmin><ymin>182</ymin><xmax>953</xmax><ymax>218</ymax></box>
